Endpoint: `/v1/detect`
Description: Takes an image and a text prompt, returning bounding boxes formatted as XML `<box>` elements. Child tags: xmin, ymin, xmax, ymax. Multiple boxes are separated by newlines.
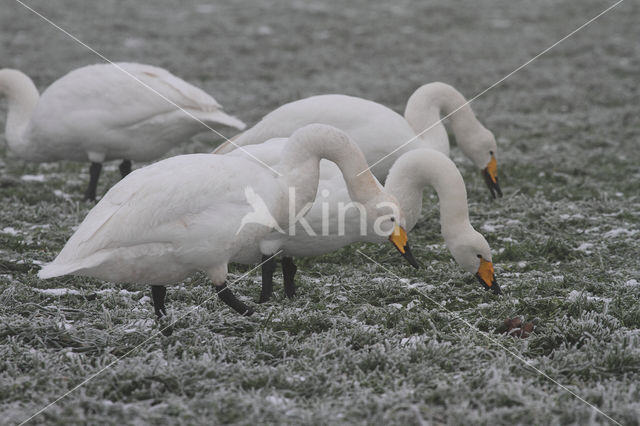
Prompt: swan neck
<box><xmin>0</xmin><ymin>70</ymin><xmax>39</xmax><ymax>155</ymax></box>
<box><xmin>279</xmin><ymin>125</ymin><xmax>380</xmax><ymax>208</ymax></box>
<box><xmin>385</xmin><ymin>150</ymin><xmax>471</xmax><ymax>239</ymax></box>
<box><xmin>404</xmin><ymin>83</ymin><xmax>481</xmax><ymax>150</ymax></box>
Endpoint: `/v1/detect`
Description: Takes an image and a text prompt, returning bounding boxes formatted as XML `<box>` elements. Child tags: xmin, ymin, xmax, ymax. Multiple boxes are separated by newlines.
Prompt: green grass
<box><xmin>2</xmin><ymin>0</ymin><xmax>640</xmax><ymax>424</ymax></box>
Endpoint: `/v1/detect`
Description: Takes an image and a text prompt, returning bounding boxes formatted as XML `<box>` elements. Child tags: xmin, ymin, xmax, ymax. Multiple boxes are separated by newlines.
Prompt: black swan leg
<box><xmin>258</xmin><ymin>255</ymin><xmax>277</xmax><ymax>303</ymax></box>
<box><xmin>216</xmin><ymin>283</ymin><xmax>254</xmax><ymax>316</ymax></box>
<box><xmin>84</xmin><ymin>162</ymin><xmax>102</xmax><ymax>201</ymax></box>
<box><xmin>282</xmin><ymin>256</ymin><xmax>297</xmax><ymax>299</ymax></box>
<box><xmin>119</xmin><ymin>159</ymin><xmax>132</xmax><ymax>178</ymax></box>
<box><xmin>151</xmin><ymin>285</ymin><xmax>172</xmax><ymax>336</ymax></box>
<box><xmin>151</xmin><ymin>285</ymin><xmax>167</xmax><ymax>318</ymax></box>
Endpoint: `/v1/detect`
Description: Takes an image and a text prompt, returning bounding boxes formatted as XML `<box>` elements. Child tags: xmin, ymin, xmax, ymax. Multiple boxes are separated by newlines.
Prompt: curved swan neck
<box><xmin>278</xmin><ymin>124</ymin><xmax>381</xmax><ymax>207</ymax></box>
<box><xmin>404</xmin><ymin>82</ymin><xmax>483</xmax><ymax>152</ymax></box>
<box><xmin>385</xmin><ymin>149</ymin><xmax>472</xmax><ymax>238</ymax></box>
<box><xmin>0</xmin><ymin>69</ymin><xmax>39</xmax><ymax>154</ymax></box>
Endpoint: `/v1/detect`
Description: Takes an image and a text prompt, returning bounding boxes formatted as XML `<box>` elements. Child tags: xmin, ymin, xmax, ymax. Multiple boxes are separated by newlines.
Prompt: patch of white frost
<box><xmin>21</xmin><ymin>174</ymin><xmax>47</xmax><ymax>182</ymax></box>
<box><xmin>482</xmin><ymin>224</ymin><xmax>497</xmax><ymax>232</ymax></box>
<box><xmin>567</xmin><ymin>290</ymin><xmax>611</xmax><ymax>303</ymax></box>
<box><xmin>576</xmin><ymin>243</ymin><xmax>594</xmax><ymax>253</ymax></box>
<box><xmin>53</xmin><ymin>190</ymin><xmax>73</xmax><ymax>201</ymax></box>
<box><xmin>400</xmin><ymin>335</ymin><xmax>426</xmax><ymax>347</ymax></box>
<box><xmin>604</xmin><ymin>228</ymin><xmax>638</xmax><ymax>238</ymax></box>
<box><xmin>2</xmin><ymin>227</ymin><xmax>20</xmax><ymax>235</ymax></box>
<box><xmin>34</xmin><ymin>288</ymin><xmax>81</xmax><ymax>296</ymax></box>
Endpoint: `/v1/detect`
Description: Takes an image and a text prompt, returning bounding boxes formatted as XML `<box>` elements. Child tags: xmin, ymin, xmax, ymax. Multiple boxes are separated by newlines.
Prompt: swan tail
<box><xmin>38</xmin><ymin>253</ymin><xmax>107</xmax><ymax>279</ymax></box>
<box><xmin>38</xmin><ymin>262</ymin><xmax>84</xmax><ymax>279</ymax></box>
<box><xmin>201</xmin><ymin>110</ymin><xmax>246</xmax><ymax>131</ymax></box>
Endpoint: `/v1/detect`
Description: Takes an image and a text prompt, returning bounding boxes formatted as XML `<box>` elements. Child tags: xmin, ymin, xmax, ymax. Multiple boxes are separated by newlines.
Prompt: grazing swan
<box><xmin>215</xmin><ymin>82</ymin><xmax>502</xmax><ymax>198</ymax></box>
<box><xmin>0</xmin><ymin>63</ymin><xmax>246</xmax><ymax>200</ymax></box>
<box><xmin>38</xmin><ymin>124</ymin><xmax>418</xmax><ymax>333</ymax></box>
<box><xmin>385</xmin><ymin>149</ymin><xmax>499</xmax><ymax>293</ymax></box>
<box><xmin>229</xmin><ymin>140</ymin><xmax>500</xmax><ymax>301</ymax></box>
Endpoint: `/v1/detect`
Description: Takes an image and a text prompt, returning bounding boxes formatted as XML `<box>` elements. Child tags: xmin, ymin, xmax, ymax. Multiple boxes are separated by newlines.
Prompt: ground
<box><xmin>1</xmin><ymin>0</ymin><xmax>639</xmax><ymax>424</ymax></box>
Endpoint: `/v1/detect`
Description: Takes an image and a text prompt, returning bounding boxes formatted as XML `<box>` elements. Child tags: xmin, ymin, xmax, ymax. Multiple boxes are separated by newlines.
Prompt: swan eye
<box><xmin>477</xmin><ymin>254</ymin><xmax>482</xmax><ymax>259</ymax></box>
<box><xmin>390</xmin><ymin>217</ymin><xmax>395</xmax><ymax>222</ymax></box>
<box><xmin>489</xmin><ymin>150</ymin><xmax>494</xmax><ymax>156</ymax></box>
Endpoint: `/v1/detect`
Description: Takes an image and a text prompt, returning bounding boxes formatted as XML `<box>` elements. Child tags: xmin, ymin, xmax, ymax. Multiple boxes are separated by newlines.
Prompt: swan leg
<box><xmin>84</xmin><ymin>162</ymin><xmax>102</xmax><ymax>201</ymax></box>
<box><xmin>258</xmin><ymin>255</ymin><xmax>277</xmax><ymax>303</ymax></box>
<box><xmin>151</xmin><ymin>285</ymin><xmax>167</xmax><ymax>317</ymax></box>
<box><xmin>119</xmin><ymin>160</ymin><xmax>132</xmax><ymax>178</ymax></box>
<box><xmin>216</xmin><ymin>283</ymin><xmax>254</xmax><ymax>316</ymax></box>
<box><xmin>282</xmin><ymin>257</ymin><xmax>297</xmax><ymax>299</ymax></box>
<box><xmin>151</xmin><ymin>285</ymin><xmax>173</xmax><ymax>336</ymax></box>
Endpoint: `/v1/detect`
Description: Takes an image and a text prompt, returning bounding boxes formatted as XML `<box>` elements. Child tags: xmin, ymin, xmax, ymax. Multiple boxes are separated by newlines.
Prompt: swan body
<box><xmin>39</xmin><ymin>124</ymin><xmax>416</xmax><ymax>319</ymax></box>
<box><xmin>230</xmin><ymin>141</ymin><xmax>500</xmax><ymax>294</ymax></box>
<box><xmin>216</xmin><ymin>82</ymin><xmax>502</xmax><ymax>197</ymax></box>
<box><xmin>38</xmin><ymin>154</ymin><xmax>277</xmax><ymax>284</ymax></box>
<box><xmin>0</xmin><ymin>63</ymin><xmax>246</xmax><ymax>199</ymax></box>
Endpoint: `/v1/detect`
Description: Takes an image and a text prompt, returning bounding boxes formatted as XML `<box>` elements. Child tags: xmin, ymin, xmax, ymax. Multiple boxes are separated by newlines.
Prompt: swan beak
<box><xmin>389</xmin><ymin>225</ymin><xmax>420</xmax><ymax>268</ymax></box>
<box><xmin>475</xmin><ymin>258</ymin><xmax>501</xmax><ymax>294</ymax></box>
<box><xmin>482</xmin><ymin>156</ymin><xmax>503</xmax><ymax>199</ymax></box>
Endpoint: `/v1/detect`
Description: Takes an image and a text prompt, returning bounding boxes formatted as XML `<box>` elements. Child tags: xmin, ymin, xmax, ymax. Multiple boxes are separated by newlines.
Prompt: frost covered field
<box><xmin>1</xmin><ymin>0</ymin><xmax>640</xmax><ymax>424</ymax></box>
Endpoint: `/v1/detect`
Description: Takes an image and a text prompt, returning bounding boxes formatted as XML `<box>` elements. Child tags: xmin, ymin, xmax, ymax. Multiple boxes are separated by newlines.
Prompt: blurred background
<box><xmin>1</xmin><ymin>0</ymin><xmax>639</xmax><ymax>424</ymax></box>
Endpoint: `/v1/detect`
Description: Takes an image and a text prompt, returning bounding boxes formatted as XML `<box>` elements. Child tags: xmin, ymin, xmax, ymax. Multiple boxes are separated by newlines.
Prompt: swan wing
<box><xmin>38</xmin><ymin>154</ymin><xmax>274</xmax><ymax>277</ymax></box>
<box><xmin>115</xmin><ymin>63</ymin><xmax>245</xmax><ymax>128</ymax></box>
<box><xmin>35</xmin><ymin>63</ymin><xmax>241</xmax><ymax>131</ymax></box>
<box><xmin>121</xmin><ymin>63</ymin><xmax>222</xmax><ymax>111</ymax></box>
<box><xmin>231</xmin><ymin>94</ymin><xmax>413</xmax><ymax>149</ymax></box>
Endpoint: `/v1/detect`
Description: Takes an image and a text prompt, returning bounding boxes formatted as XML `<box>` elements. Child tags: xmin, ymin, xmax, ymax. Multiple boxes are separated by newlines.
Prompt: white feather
<box><xmin>0</xmin><ymin>63</ymin><xmax>246</xmax><ymax>164</ymax></box>
<box><xmin>215</xmin><ymin>83</ymin><xmax>496</xmax><ymax>180</ymax></box>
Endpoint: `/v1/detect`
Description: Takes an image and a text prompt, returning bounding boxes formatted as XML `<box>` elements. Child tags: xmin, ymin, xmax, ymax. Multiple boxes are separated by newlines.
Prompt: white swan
<box><xmin>228</xmin><ymin>140</ymin><xmax>500</xmax><ymax>301</ymax></box>
<box><xmin>38</xmin><ymin>124</ymin><xmax>417</xmax><ymax>331</ymax></box>
<box><xmin>0</xmin><ymin>63</ymin><xmax>246</xmax><ymax>200</ymax></box>
<box><xmin>215</xmin><ymin>82</ymin><xmax>502</xmax><ymax>198</ymax></box>
<box><xmin>385</xmin><ymin>149</ymin><xmax>498</xmax><ymax>293</ymax></box>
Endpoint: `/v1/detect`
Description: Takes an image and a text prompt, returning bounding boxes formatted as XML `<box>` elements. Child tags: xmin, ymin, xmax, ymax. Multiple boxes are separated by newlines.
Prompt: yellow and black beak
<box><xmin>482</xmin><ymin>156</ymin><xmax>503</xmax><ymax>199</ymax></box>
<box><xmin>389</xmin><ymin>224</ymin><xmax>420</xmax><ymax>269</ymax></box>
<box><xmin>476</xmin><ymin>258</ymin><xmax>501</xmax><ymax>294</ymax></box>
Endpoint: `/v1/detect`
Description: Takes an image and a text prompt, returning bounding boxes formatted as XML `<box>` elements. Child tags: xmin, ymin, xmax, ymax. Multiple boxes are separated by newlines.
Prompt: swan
<box><xmin>38</xmin><ymin>124</ymin><xmax>418</xmax><ymax>332</ymax></box>
<box><xmin>0</xmin><ymin>63</ymin><xmax>246</xmax><ymax>200</ymax></box>
<box><xmin>228</xmin><ymin>140</ymin><xmax>500</xmax><ymax>301</ymax></box>
<box><xmin>214</xmin><ymin>82</ymin><xmax>502</xmax><ymax>198</ymax></box>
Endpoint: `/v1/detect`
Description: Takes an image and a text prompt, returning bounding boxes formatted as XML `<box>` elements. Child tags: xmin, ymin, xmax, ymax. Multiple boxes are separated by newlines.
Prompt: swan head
<box><xmin>0</xmin><ymin>69</ymin><xmax>34</xmax><ymax>99</ymax></box>
<box><xmin>461</xmin><ymin>128</ymin><xmax>502</xmax><ymax>199</ymax></box>
<box><xmin>447</xmin><ymin>228</ymin><xmax>501</xmax><ymax>294</ymax></box>
<box><xmin>366</xmin><ymin>192</ymin><xmax>420</xmax><ymax>269</ymax></box>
